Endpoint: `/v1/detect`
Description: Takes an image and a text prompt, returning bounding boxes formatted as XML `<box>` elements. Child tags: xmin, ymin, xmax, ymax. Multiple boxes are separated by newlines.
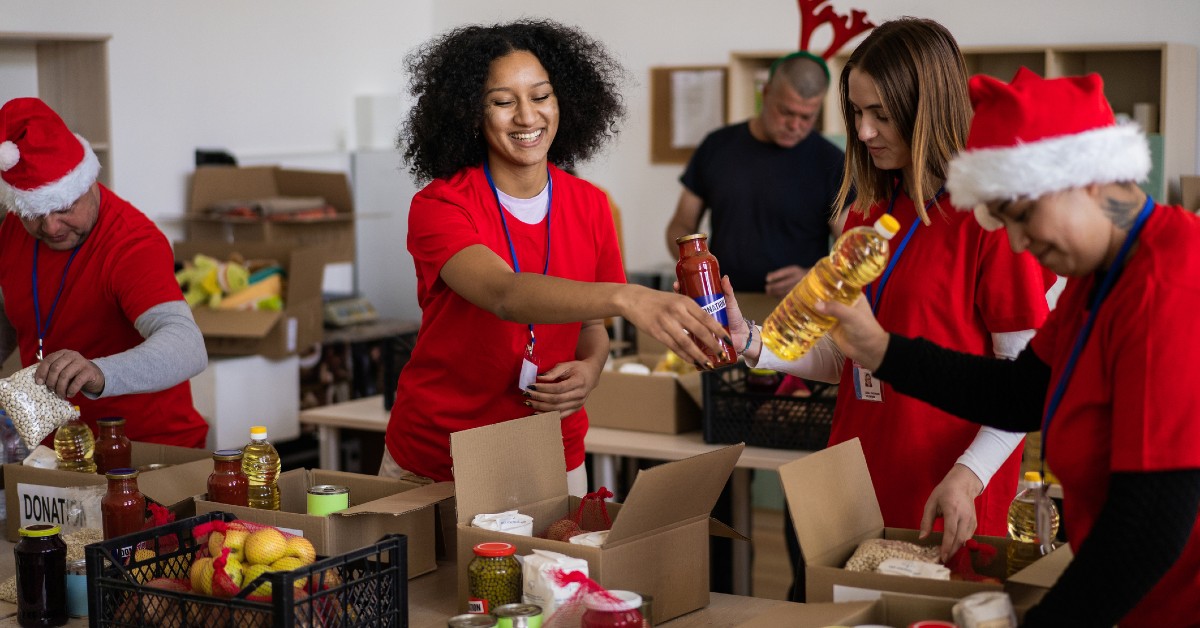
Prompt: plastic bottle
<box><xmin>242</xmin><ymin>426</ymin><xmax>281</xmax><ymax>510</ymax></box>
<box><xmin>3</xmin><ymin>411</ymin><xmax>31</xmax><ymax>464</ymax></box>
<box><xmin>93</xmin><ymin>417</ymin><xmax>132</xmax><ymax>475</ymax></box>
<box><xmin>762</xmin><ymin>215</ymin><xmax>901</xmax><ymax>361</ymax></box>
<box><xmin>1006</xmin><ymin>471</ymin><xmax>1060</xmax><ymax>577</ymax></box>
<box><xmin>53</xmin><ymin>406</ymin><xmax>96</xmax><ymax>474</ymax></box>
<box><xmin>674</xmin><ymin>233</ymin><xmax>736</xmax><ymax>367</ymax></box>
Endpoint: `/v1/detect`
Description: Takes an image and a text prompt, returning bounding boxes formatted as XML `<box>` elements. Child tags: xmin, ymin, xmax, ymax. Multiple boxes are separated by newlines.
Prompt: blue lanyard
<box><xmin>32</xmin><ymin>242</ymin><xmax>82</xmax><ymax>360</ymax></box>
<box><xmin>865</xmin><ymin>183</ymin><xmax>943</xmax><ymax>315</ymax></box>
<box><xmin>1040</xmin><ymin>195</ymin><xmax>1155</xmax><ymax>465</ymax></box>
<box><xmin>483</xmin><ymin>162</ymin><xmax>552</xmax><ymax>346</ymax></box>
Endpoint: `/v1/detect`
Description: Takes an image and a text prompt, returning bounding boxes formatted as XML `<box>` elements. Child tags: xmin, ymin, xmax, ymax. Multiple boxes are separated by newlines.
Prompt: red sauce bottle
<box><xmin>101</xmin><ymin>468</ymin><xmax>146</xmax><ymax>541</ymax></box>
<box><xmin>93</xmin><ymin>417</ymin><xmax>132</xmax><ymax>475</ymax></box>
<box><xmin>675</xmin><ymin>233</ymin><xmax>736</xmax><ymax>366</ymax></box>
<box><xmin>207</xmin><ymin>449</ymin><xmax>250</xmax><ymax>507</ymax></box>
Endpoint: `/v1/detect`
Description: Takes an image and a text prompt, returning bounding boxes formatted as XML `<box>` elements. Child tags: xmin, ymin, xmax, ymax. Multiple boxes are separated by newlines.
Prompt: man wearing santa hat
<box><xmin>0</xmin><ymin>97</ymin><xmax>208</xmax><ymax>447</ymax></box>
<box><xmin>820</xmin><ymin>68</ymin><xmax>1200</xmax><ymax>626</ymax></box>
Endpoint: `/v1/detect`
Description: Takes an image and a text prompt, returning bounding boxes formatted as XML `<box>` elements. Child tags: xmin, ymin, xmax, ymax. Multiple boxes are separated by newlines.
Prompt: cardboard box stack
<box><xmin>195</xmin><ymin>468</ymin><xmax>453</xmax><ymax>578</ymax></box>
<box><xmin>450</xmin><ymin>413</ymin><xmax>743</xmax><ymax>624</ymax></box>
<box><xmin>737</xmin><ymin>592</ymin><xmax>960</xmax><ymax>628</ymax></box>
<box><xmin>779</xmin><ymin>438</ymin><xmax>1069</xmax><ymax>609</ymax></box>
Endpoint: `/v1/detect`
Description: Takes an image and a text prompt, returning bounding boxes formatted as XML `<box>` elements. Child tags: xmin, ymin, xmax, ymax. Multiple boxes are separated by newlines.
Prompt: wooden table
<box><xmin>299</xmin><ymin>395</ymin><xmax>813</xmax><ymax>596</ymax></box>
<box><xmin>0</xmin><ymin>533</ymin><xmax>798</xmax><ymax>626</ymax></box>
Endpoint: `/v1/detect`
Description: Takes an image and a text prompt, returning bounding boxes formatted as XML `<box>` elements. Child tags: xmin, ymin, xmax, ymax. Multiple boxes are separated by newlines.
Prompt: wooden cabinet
<box><xmin>728</xmin><ymin>43</ymin><xmax>1198</xmax><ymax>203</ymax></box>
<box><xmin>0</xmin><ymin>33</ymin><xmax>112</xmax><ymax>187</ymax></box>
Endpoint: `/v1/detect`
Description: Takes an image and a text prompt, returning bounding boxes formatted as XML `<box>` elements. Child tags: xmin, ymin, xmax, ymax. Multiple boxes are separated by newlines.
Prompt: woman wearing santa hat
<box><xmin>821</xmin><ymin>67</ymin><xmax>1200</xmax><ymax>626</ymax></box>
<box><xmin>0</xmin><ymin>97</ymin><xmax>209</xmax><ymax>447</ymax></box>
<box><xmin>728</xmin><ymin>17</ymin><xmax>1055</xmax><ymax>567</ymax></box>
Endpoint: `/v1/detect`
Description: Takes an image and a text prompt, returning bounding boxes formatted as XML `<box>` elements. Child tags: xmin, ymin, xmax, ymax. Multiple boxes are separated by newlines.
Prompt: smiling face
<box><xmin>758</xmin><ymin>79</ymin><xmax>823</xmax><ymax>148</ymax></box>
<box><xmin>986</xmin><ymin>186</ymin><xmax>1116</xmax><ymax>276</ymax></box>
<box><xmin>19</xmin><ymin>183</ymin><xmax>100</xmax><ymax>251</ymax></box>
<box><xmin>848</xmin><ymin>68</ymin><xmax>911</xmax><ymax>175</ymax></box>
<box><xmin>481</xmin><ymin>50</ymin><xmax>559</xmax><ymax>183</ymax></box>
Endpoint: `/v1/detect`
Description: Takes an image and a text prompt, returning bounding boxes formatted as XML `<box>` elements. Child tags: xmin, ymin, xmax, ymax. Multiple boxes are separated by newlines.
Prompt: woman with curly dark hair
<box><xmin>382</xmin><ymin>19</ymin><xmax>731</xmax><ymax>494</ymax></box>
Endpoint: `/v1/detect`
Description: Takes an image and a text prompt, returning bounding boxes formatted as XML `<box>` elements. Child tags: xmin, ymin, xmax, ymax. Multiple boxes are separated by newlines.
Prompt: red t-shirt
<box><xmin>387</xmin><ymin>165</ymin><xmax>625</xmax><ymax>482</ymax></box>
<box><xmin>0</xmin><ymin>185</ymin><xmax>207</xmax><ymax>447</ymax></box>
<box><xmin>1030</xmin><ymin>203</ymin><xmax>1200</xmax><ymax>626</ymax></box>
<box><xmin>831</xmin><ymin>191</ymin><xmax>1054</xmax><ymax>535</ymax></box>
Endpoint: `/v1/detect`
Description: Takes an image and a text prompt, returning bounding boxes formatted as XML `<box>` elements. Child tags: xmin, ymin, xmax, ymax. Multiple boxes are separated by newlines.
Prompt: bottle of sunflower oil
<box><xmin>54</xmin><ymin>406</ymin><xmax>96</xmax><ymax>473</ymax></box>
<box><xmin>242</xmin><ymin>425</ymin><xmax>281</xmax><ymax>510</ymax></box>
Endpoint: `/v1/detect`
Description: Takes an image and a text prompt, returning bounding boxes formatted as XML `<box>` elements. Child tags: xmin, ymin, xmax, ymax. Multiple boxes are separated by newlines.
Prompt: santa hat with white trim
<box><xmin>0</xmin><ymin>97</ymin><xmax>101</xmax><ymax>219</ymax></box>
<box><xmin>946</xmin><ymin>67</ymin><xmax>1151</xmax><ymax>231</ymax></box>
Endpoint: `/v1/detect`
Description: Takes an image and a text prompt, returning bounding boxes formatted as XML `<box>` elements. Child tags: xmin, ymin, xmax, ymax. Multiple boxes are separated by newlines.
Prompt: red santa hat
<box><xmin>0</xmin><ymin>97</ymin><xmax>101</xmax><ymax>219</ymax></box>
<box><xmin>947</xmin><ymin>67</ymin><xmax>1150</xmax><ymax>230</ymax></box>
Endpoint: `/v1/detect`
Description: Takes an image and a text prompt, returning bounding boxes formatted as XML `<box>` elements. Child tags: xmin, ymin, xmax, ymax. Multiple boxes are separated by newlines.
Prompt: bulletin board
<box><xmin>650</xmin><ymin>66</ymin><xmax>728</xmax><ymax>164</ymax></box>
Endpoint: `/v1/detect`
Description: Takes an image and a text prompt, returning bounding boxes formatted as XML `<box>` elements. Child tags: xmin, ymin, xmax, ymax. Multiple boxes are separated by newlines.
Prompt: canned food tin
<box><xmin>448</xmin><ymin>614</ymin><xmax>499</xmax><ymax>627</ymax></box>
<box><xmin>494</xmin><ymin>603</ymin><xmax>543</xmax><ymax>628</ymax></box>
<box><xmin>306</xmin><ymin>485</ymin><xmax>350</xmax><ymax>515</ymax></box>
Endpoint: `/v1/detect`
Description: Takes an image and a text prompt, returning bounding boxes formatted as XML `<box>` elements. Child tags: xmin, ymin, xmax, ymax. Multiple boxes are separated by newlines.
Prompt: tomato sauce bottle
<box><xmin>675</xmin><ymin>233</ymin><xmax>736</xmax><ymax>366</ymax></box>
<box><xmin>93</xmin><ymin>417</ymin><xmax>132</xmax><ymax>475</ymax></box>
<box><xmin>207</xmin><ymin>449</ymin><xmax>250</xmax><ymax>507</ymax></box>
<box><xmin>101</xmin><ymin>468</ymin><xmax>146</xmax><ymax>541</ymax></box>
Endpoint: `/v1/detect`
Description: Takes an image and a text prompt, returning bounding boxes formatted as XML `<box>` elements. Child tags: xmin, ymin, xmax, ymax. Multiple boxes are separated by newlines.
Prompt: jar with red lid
<box><xmin>581</xmin><ymin>590</ymin><xmax>644</xmax><ymax>628</ymax></box>
<box><xmin>466</xmin><ymin>542</ymin><xmax>521</xmax><ymax>614</ymax></box>
<box><xmin>101</xmin><ymin>468</ymin><xmax>146</xmax><ymax>541</ymax></box>
<box><xmin>207</xmin><ymin>449</ymin><xmax>249</xmax><ymax>507</ymax></box>
<box><xmin>93</xmin><ymin>417</ymin><xmax>132</xmax><ymax>475</ymax></box>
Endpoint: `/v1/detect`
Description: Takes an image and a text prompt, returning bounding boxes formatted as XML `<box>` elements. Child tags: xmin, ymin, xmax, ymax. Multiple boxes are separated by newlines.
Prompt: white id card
<box><xmin>519</xmin><ymin>356</ymin><xmax>539</xmax><ymax>391</ymax></box>
<box><xmin>853</xmin><ymin>362</ymin><xmax>884</xmax><ymax>402</ymax></box>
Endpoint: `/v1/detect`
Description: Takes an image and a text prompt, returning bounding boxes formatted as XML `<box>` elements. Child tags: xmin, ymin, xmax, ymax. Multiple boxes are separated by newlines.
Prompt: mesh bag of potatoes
<box><xmin>844</xmin><ymin>538</ymin><xmax>941</xmax><ymax>572</ymax></box>
<box><xmin>0</xmin><ymin>364</ymin><xmax>80</xmax><ymax>450</ymax></box>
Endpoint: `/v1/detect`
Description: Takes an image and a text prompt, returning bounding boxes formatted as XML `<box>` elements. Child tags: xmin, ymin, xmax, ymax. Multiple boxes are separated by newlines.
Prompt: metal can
<box><xmin>448</xmin><ymin>614</ymin><xmax>499</xmax><ymax>627</ymax></box>
<box><xmin>306</xmin><ymin>484</ymin><xmax>350</xmax><ymax>516</ymax></box>
<box><xmin>494</xmin><ymin>603</ymin><xmax>543</xmax><ymax>628</ymax></box>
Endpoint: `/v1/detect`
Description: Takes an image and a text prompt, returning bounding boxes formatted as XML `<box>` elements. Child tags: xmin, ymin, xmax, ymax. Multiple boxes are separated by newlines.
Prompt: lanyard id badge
<box><xmin>483</xmin><ymin>162</ymin><xmax>553</xmax><ymax>393</ymax></box>
<box><xmin>518</xmin><ymin>331</ymin><xmax>540</xmax><ymax>391</ymax></box>
<box><xmin>852</xmin><ymin>362</ymin><xmax>883</xmax><ymax>402</ymax></box>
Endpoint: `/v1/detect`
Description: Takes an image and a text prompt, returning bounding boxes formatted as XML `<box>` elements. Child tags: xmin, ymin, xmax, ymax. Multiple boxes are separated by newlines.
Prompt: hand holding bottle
<box><xmin>815</xmin><ymin>298</ymin><xmax>890</xmax><ymax>370</ymax></box>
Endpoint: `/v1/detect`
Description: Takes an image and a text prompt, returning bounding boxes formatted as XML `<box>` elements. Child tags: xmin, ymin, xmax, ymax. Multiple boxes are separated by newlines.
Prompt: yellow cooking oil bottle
<box><xmin>54</xmin><ymin>405</ymin><xmax>96</xmax><ymax>473</ymax></box>
<box><xmin>762</xmin><ymin>215</ymin><xmax>900</xmax><ymax>360</ymax></box>
<box><xmin>242</xmin><ymin>425</ymin><xmax>281</xmax><ymax>510</ymax></box>
<box><xmin>1007</xmin><ymin>471</ymin><xmax>1061</xmax><ymax>576</ymax></box>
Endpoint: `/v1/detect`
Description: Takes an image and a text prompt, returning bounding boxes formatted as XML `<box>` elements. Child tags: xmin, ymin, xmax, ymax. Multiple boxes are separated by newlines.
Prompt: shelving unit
<box><xmin>0</xmin><ymin>33</ymin><xmax>113</xmax><ymax>187</ymax></box>
<box><xmin>728</xmin><ymin>43</ymin><xmax>1197</xmax><ymax>203</ymax></box>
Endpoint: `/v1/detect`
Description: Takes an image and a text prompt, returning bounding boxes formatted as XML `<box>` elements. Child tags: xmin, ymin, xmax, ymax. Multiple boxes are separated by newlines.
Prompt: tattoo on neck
<box><xmin>1103</xmin><ymin>197</ymin><xmax>1139</xmax><ymax>229</ymax></box>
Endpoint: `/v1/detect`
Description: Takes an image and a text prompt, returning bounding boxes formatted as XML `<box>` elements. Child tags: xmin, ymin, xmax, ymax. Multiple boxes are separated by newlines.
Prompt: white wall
<box><xmin>432</xmin><ymin>0</ymin><xmax>1200</xmax><ymax>273</ymax></box>
<box><xmin>3</xmin><ymin>0</ymin><xmax>1200</xmax><ymax>285</ymax></box>
<box><xmin>0</xmin><ymin>0</ymin><xmax>433</xmax><ymax>242</ymax></box>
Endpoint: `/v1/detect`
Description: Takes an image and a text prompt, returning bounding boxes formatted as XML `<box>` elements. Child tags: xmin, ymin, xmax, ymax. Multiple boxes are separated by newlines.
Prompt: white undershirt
<box><xmin>496</xmin><ymin>184</ymin><xmax>550</xmax><ymax>225</ymax></box>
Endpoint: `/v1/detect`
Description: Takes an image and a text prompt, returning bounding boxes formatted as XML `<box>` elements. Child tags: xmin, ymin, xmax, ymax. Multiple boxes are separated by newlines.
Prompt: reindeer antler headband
<box><xmin>770</xmin><ymin>0</ymin><xmax>875</xmax><ymax>81</ymax></box>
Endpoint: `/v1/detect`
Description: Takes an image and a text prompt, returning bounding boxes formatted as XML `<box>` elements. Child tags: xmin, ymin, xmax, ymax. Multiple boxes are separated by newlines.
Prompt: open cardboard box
<box><xmin>587</xmin><ymin>353</ymin><xmax>702</xmax><ymax>433</ymax></box>
<box><xmin>781</xmin><ymin>438</ymin><xmax>1069</xmax><ymax>606</ymax></box>
<box><xmin>174</xmin><ymin>240</ymin><xmax>326</xmax><ymax>357</ymax></box>
<box><xmin>195</xmin><ymin>468</ymin><xmax>453</xmax><ymax>578</ymax></box>
<box><xmin>187</xmin><ymin>165</ymin><xmax>356</xmax><ymax>263</ymax></box>
<box><xmin>451</xmin><ymin>413</ymin><xmax>743</xmax><ymax>624</ymax></box>
<box><xmin>4</xmin><ymin>442</ymin><xmax>211</xmax><ymax>541</ymax></box>
<box><xmin>737</xmin><ymin>591</ymin><xmax>960</xmax><ymax>627</ymax></box>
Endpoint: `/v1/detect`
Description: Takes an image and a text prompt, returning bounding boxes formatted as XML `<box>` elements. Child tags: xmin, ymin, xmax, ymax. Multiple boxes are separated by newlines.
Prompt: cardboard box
<box><xmin>587</xmin><ymin>354</ymin><xmax>702</xmax><ymax>433</ymax></box>
<box><xmin>174</xmin><ymin>240</ymin><xmax>326</xmax><ymax>357</ymax></box>
<box><xmin>451</xmin><ymin>413</ymin><xmax>743</xmax><ymax>624</ymax></box>
<box><xmin>781</xmin><ymin>438</ymin><xmax>1068</xmax><ymax>605</ymax></box>
<box><xmin>190</xmin><ymin>354</ymin><xmax>300</xmax><ymax>450</ymax></box>
<box><xmin>187</xmin><ymin>165</ymin><xmax>356</xmax><ymax>263</ymax></box>
<box><xmin>194</xmin><ymin>468</ymin><xmax>453</xmax><ymax>578</ymax></box>
<box><xmin>737</xmin><ymin>592</ymin><xmax>960</xmax><ymax>628</ymax></box>
<box><xmin>1182</xmin><ymin>175</ymin><xmax>1200</xmax><ymax>212</ymax></box>
<box><xmin>4</xmin><ymin>442</ymin><xmax>211</xmax><ymax>541</ymax></box>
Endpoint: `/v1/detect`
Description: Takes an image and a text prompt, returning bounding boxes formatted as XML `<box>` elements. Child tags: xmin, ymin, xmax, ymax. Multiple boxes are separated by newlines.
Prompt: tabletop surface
<box><xmin>299</xmin><ymin>395</ymin><xmax>812</xmax><ymax>471</ymax></box>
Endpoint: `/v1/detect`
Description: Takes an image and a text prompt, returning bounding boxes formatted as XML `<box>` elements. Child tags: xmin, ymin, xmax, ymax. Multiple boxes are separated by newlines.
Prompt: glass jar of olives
<box><xmin>467</xmin><ymin>542</ymin><xmax>521</xmax><ymax>614</ymax></box>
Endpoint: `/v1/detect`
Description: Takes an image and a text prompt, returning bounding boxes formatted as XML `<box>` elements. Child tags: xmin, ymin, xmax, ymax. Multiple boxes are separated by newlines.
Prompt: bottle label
<box><xmin>692</xmin><ymin>294</ymin><xmax>729</xmax><ymax>327</ymax></box>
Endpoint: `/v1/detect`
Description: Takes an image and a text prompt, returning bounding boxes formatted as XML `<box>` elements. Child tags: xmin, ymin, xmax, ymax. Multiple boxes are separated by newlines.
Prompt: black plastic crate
<box><xmin>86</xmin><ymin>511</ymin><xmax>408</xmax><ymax>627</ymax></box>
<box><xmin>702</xmin><ymin>363</ymin><xmax>838</xmax><ymax>450</ymax></box>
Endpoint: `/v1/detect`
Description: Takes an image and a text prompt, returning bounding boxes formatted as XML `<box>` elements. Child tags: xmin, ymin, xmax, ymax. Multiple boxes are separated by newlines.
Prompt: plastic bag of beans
<box><xmin>0</xmin><ymin>365</ymin><xmax>79</xmax><ymax>450</ymax></box>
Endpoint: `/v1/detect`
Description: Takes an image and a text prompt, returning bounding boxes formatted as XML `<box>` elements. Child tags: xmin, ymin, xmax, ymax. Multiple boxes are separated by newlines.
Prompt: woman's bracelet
<box><xmin>741</xmin><ymin>320</ymin><xmax>756</xmax><ymax>354</ymax></box>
